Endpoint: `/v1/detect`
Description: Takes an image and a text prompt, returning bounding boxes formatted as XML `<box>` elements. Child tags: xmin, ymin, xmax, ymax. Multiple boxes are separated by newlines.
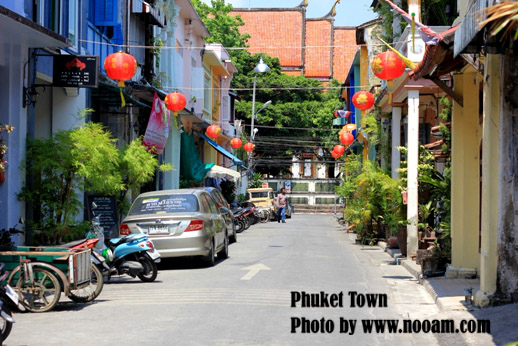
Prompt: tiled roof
<box><xmin>231</xmin><ymin>10</ymin><xmax>304</xmax><ymax>68</ymax></box>
<box><xmin>333</xmin><ymin>28</ymin><xmax>358</xmax><ymax>83</ymax></box>
<box><xmin>305</xmin><ymin>20</ymin><xmax>332</xmax><ymax>78</ymax></box>
<box><xmin>230</xmin><ymin>8</ymin><xmax>358</xmax><ymax>82</ymax></box>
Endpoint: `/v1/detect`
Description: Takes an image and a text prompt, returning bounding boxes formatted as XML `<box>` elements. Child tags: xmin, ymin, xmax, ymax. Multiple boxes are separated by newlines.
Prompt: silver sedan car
<box><xmin>120</xmin><ymin>189</ymin><xmax>229</xmax><ymax>266</ymax></box>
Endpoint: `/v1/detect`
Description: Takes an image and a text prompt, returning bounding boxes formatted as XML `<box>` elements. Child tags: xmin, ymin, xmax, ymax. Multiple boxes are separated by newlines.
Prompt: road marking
<box><xmin>240</xmin><ymin>263</ymin><xmax>271</xmax><ymax>280</ymax></box>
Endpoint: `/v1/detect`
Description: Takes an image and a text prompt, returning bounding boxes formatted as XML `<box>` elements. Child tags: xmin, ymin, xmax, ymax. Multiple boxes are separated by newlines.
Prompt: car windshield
<box><xmin>250</xmin><ymin>192</ymin><xmax>269</xmax><ymax>199</ymax></box>
<box><xmin>129</xmin><ymin>194</ymin><xmax>199</xmax><ymax>215</ymax></box>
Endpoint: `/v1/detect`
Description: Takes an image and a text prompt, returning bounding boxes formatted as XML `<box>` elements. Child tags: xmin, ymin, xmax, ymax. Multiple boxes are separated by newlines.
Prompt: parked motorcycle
<box><xmin>88</xmin><ymin>203</ymin><xmax>160</xmax><ymax>282</ymax></box>
<box><xmin>0</xmin><ymin>263</ymin><xmax>19</xmax><ymax>343</ymax></box>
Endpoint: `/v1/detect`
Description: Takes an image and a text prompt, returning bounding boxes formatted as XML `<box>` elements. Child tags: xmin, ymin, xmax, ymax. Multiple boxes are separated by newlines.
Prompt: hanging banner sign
<box><xmin>143</xmin><ymin>93</ymin><xmax>170</xmax><ymax>155</ymax></box>
<box><xmin>52</xmin><ymin>55</ymin><xmax>99</xmax><ymax>88</ymax></box>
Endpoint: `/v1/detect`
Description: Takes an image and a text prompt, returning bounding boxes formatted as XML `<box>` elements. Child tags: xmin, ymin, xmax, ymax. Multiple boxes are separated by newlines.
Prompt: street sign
<box><xmin>53</xmin><ymin>55</ymin><xmax>99</xmax><ymax>88</ymax></box>
<box><xmin>262</xmin><ymin>182</ymin><xmax>268</xmax><ymax>188</ymax></box>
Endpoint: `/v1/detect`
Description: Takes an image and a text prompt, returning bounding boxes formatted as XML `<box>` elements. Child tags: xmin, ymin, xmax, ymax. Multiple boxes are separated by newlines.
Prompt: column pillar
<box><xmin>476</xmin><ymin>54</ymin><xmax>501</xmax><ymax>306</ymax></box>
<box><xmin>391</xmin><ymin>106</ymin><xmax>402</xmax><ymax>180</ymax></box>
<box><xmin>451</xmin><ymin>70</ymin><xmax>480</xmax><ymax>273</ymax></box>
<box><xmin>406</xmin><ymin>88</ymin><xmax>420</xmax><ymax>258</ymax></box>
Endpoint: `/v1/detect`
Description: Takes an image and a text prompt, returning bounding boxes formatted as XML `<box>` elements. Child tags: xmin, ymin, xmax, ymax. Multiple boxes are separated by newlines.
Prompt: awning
<box><xmin>196</xmin><ymin>131</ymin><xmax>246</xmax><ymax>168</ymax></box>
<box><xmin>0</xmin><ymin>5</ymin><xmax>71</xmax><ymax>48</ymax></box>
<box><xmin>206</xmin><ymin>165</ymin><xmax>242</xmax><ymax>180</ymax></box>
<box><xmin>181</xmin><ymin>132</ymin><xmax>215</xmax><ymax>183</ymax></box>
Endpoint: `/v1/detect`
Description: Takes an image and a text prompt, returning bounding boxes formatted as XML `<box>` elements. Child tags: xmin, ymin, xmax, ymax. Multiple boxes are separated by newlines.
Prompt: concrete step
<box><xmin>292</xmin><ymin>205</ymin><xmax>336</xmax><ymax>214</ymax></box>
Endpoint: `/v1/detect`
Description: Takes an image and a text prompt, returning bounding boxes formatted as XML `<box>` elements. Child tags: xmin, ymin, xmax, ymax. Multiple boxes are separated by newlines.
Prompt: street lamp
<box><xmin>249</xmin><ymin>57</ymin><xmax>270</xmax><ymax>171</ymax></box>
<box><xmin>252</xmin><ymin>100</ymin><xmax>271</xmax><ymax>141</ymax></box>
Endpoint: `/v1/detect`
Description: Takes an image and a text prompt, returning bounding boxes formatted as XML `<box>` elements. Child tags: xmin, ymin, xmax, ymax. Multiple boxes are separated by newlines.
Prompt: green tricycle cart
<box><xmin>0</xmin><ymin>246</ymin><xmax>102</xmax><ymax>312</ymax></box>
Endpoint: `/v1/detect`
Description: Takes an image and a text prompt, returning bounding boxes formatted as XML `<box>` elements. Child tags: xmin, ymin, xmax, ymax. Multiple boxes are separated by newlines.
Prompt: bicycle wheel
<box><xmin>259</xmin><ymin>210</ymin><xmax>269</xmax><ymax>223</ymax></box>
<box><xmin>13</xmin><ymin>267</ymin><xmax>61</xmax><ymax>312</ymax></box>
<box><xmin>68</xmin><ymin>264</ymin><xmax>104</xmax><ymax>303</ymax></box>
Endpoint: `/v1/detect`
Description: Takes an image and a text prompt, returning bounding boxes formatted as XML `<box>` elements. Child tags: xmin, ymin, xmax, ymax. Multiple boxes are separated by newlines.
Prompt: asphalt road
<box><xmin>6</xmin><ymin>214</ymin><xmax>443</xmax><ymax>346</ymax></box>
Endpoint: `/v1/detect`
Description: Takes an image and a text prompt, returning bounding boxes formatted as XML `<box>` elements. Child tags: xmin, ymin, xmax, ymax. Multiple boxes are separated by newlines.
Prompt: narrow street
<box><xmin>7</xmin><ymin>215</ymin><xmax>443</xmax><ymax>346</ymax></box>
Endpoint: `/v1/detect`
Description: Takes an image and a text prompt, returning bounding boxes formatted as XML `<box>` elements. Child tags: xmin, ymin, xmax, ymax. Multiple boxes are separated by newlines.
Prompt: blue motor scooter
<box><xmin>89</xmin><ymin>203</ymin><xmax>160</xmax><ymax>282</ymax></box>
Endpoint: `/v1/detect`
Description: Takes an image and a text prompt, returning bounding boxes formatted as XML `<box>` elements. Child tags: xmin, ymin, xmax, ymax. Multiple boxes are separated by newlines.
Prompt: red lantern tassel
<box><xmin>118</xmin><ymin>81</ymin><xmax>126</xmax><ymax>108</ymax></box>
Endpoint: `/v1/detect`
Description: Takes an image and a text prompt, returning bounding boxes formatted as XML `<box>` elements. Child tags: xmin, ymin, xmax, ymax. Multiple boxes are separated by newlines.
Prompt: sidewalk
<box><xmin>377</xmin><ymin>240</ymin><xmax>518</xmax><ymax>346</ymax></box>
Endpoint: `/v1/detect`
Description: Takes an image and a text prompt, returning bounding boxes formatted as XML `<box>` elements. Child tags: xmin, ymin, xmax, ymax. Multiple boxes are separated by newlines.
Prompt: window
<box><xmin>67</xmin><ymin>0</ymin><xmax>78</xmax><ymax>43</ymax></box>
<box><xmin>36</xmin><ymin>0</ymin><xmax>78</xmax><ymax>45</ymax></box>
<box><xmin>203</xmin><ymin>66</ymin><xmax>212</xmax><ymax>113</ymax></box>
<box><xmin>129</xmin><ymin>194</ymin><xmax>199</xmax><ymax>215</ymax></box>
<box><xmin>204</xmin><ymin>195</ymin><xmax>219</xmax><ymax>214</ymax></box>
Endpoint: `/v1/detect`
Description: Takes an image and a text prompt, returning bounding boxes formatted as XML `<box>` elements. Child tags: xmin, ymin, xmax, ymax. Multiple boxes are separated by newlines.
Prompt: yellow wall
<box><xmin>451</xmin><ymin>69</ymin><xmax>482</xmax><ymax>270</ymax></box>
<box><xmin>203</xmin><ymin>142</ymin><xmax>217</xmax><ymax>165</ymax></box>
<box><xmin>479</xmin><ymin>54</ymin><xmax>500</xmax><ymax>295</ymax></box>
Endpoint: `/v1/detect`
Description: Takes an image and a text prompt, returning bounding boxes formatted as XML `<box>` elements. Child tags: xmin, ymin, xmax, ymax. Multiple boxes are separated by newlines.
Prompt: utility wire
<box><xmin>79</xmin><ymin>39</ymin><xmax>411</xmax><ymax>50</ymax></box>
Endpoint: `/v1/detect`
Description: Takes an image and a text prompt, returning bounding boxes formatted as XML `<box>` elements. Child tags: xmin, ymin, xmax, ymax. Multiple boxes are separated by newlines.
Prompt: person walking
<box><xmin>276</xmin><ymin>188</ymin><xmax>287</xmax><ymax>223</ymax></box>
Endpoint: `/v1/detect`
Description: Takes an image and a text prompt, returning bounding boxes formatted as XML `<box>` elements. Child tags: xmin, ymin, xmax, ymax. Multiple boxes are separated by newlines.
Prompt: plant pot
<box><xmin>388</xmin><ymin>236</ymin><xmax>399</xmax><ymax>249</ymax></box>
<box><xmin>397</xmin><ymin>226</ymin><xmax>407</xmax><ymax>257</ymax></box>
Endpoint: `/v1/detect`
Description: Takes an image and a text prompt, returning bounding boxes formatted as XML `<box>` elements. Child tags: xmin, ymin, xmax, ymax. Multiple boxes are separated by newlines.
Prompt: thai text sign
<box><xmin>52</xmin><ymin>55</ymin><xmax>99</xmax><ymax>88</ymax></box>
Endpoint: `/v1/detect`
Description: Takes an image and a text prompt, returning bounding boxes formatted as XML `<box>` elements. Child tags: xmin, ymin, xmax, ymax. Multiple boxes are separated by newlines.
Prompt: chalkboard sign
<box><xmin>86</xmin><ymin>195</ymin><xmax>119</xmax><ymax>239</ymax></box>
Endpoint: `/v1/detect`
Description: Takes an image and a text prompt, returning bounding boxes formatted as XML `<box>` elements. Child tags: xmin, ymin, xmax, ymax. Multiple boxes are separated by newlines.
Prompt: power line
<box><xmin>79</xmin><ymin>39</ymin><xmax>411</xmax><ymax>50</ymax></box>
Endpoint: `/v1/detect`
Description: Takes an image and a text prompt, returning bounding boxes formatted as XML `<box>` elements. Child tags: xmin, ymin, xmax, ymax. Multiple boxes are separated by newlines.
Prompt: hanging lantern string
<box><xmin>160</xmin><ymin>85</ymin><xmax>372</xmax><ymax>91</ymax></box>
<box><xmin>80</xmin><ymin>38</ymin><xmax>413</xmax><ymax>51</ymax></box>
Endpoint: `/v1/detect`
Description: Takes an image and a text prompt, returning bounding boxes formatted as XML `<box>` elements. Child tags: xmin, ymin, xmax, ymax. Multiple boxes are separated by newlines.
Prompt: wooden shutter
<box><xmin>94</xmin><ymin>0</ymin><xmax>118</xmax><ymax>26</ymax></box>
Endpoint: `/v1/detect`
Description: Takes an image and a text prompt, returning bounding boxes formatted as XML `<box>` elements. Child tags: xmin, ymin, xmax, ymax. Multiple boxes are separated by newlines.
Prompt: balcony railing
<box><xmin>85</xmin><ymin>22</ymin><xmax>119</xmax><ymax>73</ymax></box>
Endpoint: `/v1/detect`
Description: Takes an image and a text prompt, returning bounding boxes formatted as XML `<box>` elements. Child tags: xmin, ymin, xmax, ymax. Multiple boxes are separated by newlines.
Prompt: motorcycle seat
<box><xmin>109</xmin><ymin>238</ymin><xmax>126</xmax><ymax>247</ymax></box>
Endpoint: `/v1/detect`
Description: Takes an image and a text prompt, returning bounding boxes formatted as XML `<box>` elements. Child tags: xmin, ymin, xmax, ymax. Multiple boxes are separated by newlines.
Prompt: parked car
<box><xmin>246</xmin><ymin>188</ymin><xmax>275</xmax><ymax>208</ymax></box>
<box><xmin>198</xmin><ymin>187</ymin><xmax>237</xmax><ymax>243</ymax></box>
<box><xmin>120</xmin><ymin>189</ymin><xmax>229</xmax><ymax>266</ymax></box>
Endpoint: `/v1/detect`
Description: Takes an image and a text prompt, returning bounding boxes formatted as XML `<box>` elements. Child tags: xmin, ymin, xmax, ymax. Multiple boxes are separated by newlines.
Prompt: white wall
<box><xmin>0</xmin><ymin>45</ymin><xmax>27</xmax><ymax>243</ymax></box>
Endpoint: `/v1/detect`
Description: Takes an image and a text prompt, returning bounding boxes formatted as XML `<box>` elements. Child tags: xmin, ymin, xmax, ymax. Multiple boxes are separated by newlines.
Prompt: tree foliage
<box><xmin>19</xmin><ymin>113</ymin><xmax>170</xmax><ymax>245</ymax></box>
<box><xmin>192</xmin><ymin>0</ymin><xmax>345</xmax><ymax>176</ymax></box>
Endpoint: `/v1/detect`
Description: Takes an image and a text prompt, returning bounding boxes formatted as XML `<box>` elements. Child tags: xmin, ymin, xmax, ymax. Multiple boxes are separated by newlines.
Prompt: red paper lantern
<box><xmin>206</xmin><ymin>125</ymin><xmax>222</xmax><ymax>140</ymax></box>
<box><xmin>331</xmin><ymin>151</ymin><xmax>341</xmax><ymax>159</ymax></box>
<box><xmin>244</xmin><ymin>142</ymin><xmax>255</xmax><ymax>153</ymax></box>
<box><xmin>333</xmin><ymin>145</ymin><xmax>345</xmax><ymax>156</ymax></box>
<box><xmin>104</xmin><ymin>52</ymin><xmax>137</xmax><ymax>87</ymax></box>
<box><xmin>230</xmin><ymin>138</ymin><xmax>242</xmax><ymax>149</ymax></box>
<box><xmin>352</xmin><ymin>91</ymin><xmax>375</xmax><ymax>111</ymax></box>
<box><xmin>165</xmin><ymin>92</ymin><xmax>187</xmax><ymax>116</ymax></box>
<box><xmin>340</xmin><ymin>132</ymin><xmax>354</xmax><ymax>146</ymax></box>
<box><xmin>371</xmin><ymin>51</ymin><xmax>406</xmax><ymax>81</ymax></box>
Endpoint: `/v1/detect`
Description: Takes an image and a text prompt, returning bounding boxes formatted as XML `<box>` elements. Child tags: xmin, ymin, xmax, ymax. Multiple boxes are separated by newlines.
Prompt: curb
<box><xmin>377</xmin><ymin>241</ymin><xmax>471</xmax><ymax>313</ymax></box>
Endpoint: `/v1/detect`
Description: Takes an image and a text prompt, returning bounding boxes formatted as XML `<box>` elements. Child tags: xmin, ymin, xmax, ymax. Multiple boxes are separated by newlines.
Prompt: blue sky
<box><xmin>203</xmin><ymin>0</ymin><xmax>377</xmax><ymax>27</ymax></box>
